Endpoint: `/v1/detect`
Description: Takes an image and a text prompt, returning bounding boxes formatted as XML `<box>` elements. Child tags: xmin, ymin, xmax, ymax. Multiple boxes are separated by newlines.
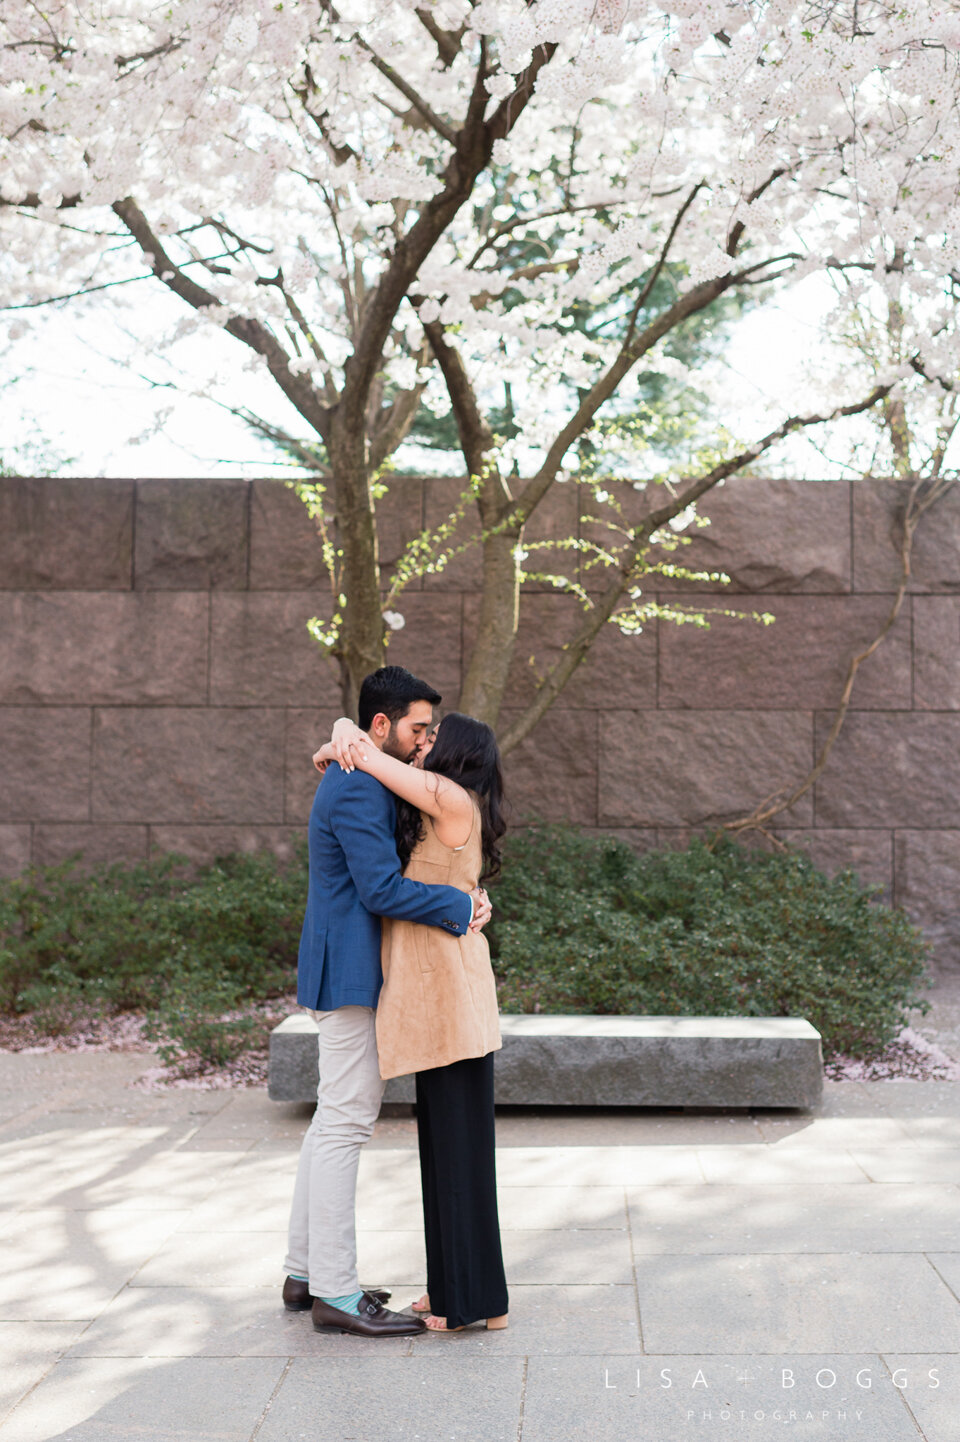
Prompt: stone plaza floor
<box><xmin>4</xmin><ymin>991</ymin><xmax>960</xmax><ymax>1441</ymax></box>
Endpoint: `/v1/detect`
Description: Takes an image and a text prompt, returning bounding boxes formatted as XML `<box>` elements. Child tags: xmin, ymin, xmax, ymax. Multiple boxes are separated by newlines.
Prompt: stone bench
<box><xmin>269</xmin><ymin>1013</ymin><xmax>823</xmax><ymax>1110</ymax></box>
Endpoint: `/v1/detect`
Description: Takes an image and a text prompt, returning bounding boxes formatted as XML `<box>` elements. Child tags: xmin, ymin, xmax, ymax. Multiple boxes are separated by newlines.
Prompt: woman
<box><xmin>314</xmin><ymin>710</ymin><xmax>509</xmax><ymax>1333</ymax></box>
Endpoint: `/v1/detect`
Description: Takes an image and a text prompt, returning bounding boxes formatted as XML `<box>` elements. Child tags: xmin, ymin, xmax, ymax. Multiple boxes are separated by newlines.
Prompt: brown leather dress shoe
<box><xmin>312</xmin><ymin>1291</ymin><xmax>426</xmax><ymax>1336</ymax></box>
<box><xmin>283</xmin><ymin>1277</ymin><xmax>391</xmax><ymax>1311</ymax></box>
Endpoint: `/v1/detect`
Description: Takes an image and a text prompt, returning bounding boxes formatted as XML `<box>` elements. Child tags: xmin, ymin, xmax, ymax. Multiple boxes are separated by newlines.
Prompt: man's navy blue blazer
<box><xmin>296</xmin><ymin>762</ymin><xmax>473</xmax><ymax>1011</ymax></box>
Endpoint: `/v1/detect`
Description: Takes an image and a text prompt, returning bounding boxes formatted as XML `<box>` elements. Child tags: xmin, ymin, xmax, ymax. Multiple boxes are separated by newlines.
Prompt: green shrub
<box><xmin>0</xmin><ymin>847</ymin><xmax>307</xmax><ymax>1067</ymax></box>
<box><xmin>0</xmin><ymin>827</ymin><xmax>933</xmax><ymax>1067</ymax></box>
<box><xmin>489</xmin><ymin>826</ymin><xmax>932</xmax><ymax>1058</ymax></box>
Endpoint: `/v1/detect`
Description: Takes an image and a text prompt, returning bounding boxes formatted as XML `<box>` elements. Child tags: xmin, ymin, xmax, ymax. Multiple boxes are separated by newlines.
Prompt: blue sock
<box><xmin>321</xmin><ymin>1290</ymin><xmax>365</xmax><ymax>1316</ymax></box>
<box><xmin>289</xmin><ymin>1272</ymin><xmax>308</xmax><ymax>1283</ymax></box>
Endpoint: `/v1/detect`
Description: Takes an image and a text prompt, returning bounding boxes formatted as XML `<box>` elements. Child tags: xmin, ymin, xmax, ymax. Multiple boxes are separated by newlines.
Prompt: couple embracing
<box><xmin>282</xmin><ymin>665</ymin><xmax>509</xmax><ymax>1336</ymax></box>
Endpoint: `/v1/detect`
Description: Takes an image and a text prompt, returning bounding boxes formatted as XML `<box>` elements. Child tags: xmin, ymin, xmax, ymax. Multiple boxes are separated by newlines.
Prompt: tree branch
<box><xmin>498</xmin><ymin>382</ymin><xmax>894</xmax><ymax>753</ymax></box>
<box><xmin>512</xmin><ymin>251</ymin><xmax>802</xmax><ymax>526</ymax></box>
<box><xmin>414</xmin><ymin>8</ymin><xmax>465</xmax><ymax>67</ymax></box>
<box><xmin>622</xmin><ymin>182</ymin><xmax>704</xmax><ymax>348</ymax></box>
<box><xmin>340</xmin><ymin>37</ymin><xmax>556</xmax><ymax>431</ymax></box>
<box><xmin>320</xmin><ymin>0</ymin><xmax>458</xmax><ymax>143</ymax></box>
<box><xmin>419</xmin><ymin>315</ymin><xmax>498</xmax><ymax>482</ymax></box>
<box><xmin>368</xmin><ymin>377</ymin><xmax>431</xmax><ymax>471</ymax></box>
<box><xmin>111</xmin><ymin>196</ymin><xmax>330</xmax><ymax>436</ymax></box>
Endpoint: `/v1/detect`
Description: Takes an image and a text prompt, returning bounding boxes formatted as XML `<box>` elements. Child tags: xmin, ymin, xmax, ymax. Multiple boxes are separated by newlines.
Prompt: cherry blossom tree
<box><xmin>2</xmin><ymin>1</ymin><xmax>959</xmax><ymax>731</ymax></box>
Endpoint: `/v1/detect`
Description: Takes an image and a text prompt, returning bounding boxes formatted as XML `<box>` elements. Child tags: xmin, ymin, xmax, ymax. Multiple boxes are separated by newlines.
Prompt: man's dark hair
<box><xmin>357</xmin><ymin>666</ymin><xmax>441</xmax><ymax>730</ymax></box>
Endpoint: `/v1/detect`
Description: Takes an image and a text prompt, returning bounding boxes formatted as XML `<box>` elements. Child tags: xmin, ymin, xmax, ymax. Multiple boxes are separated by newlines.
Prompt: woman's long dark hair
<box><xmin>396</xmin><ymin>712</ymin><xmax>507</xmax><ymax>882</ymax></box>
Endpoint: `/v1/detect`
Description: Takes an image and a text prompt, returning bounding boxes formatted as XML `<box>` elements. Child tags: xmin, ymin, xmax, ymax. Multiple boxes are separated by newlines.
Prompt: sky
<box><xmin>1</xmin><ymin>269</ymin><xmax>859</xmax><ymax>483</ymax></box>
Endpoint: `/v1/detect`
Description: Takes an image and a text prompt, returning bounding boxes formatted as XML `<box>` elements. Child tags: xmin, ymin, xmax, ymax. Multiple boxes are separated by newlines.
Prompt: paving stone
<box><xmin>0</xmin><ymin>1129</ymin><xmax>245</xmax><ymax>1210</ymax></box>
<box><xmin>635</xmin><ymin>1252</ymin><xmax>960</xmax><ymax>1352</ymax></box>
<box><xmin>852</xmin><ymin>477</ymin><xmax>960</xmax><ymax>593</ymax></box>
<box><xmin>851</xmin><ymin>1150</ymin><xmax>960</xmax><ymax>1184</ymax></box>
<box><xmin>209</xmin><ymin>593</ymin><xmax>340</xmax><ymax>706</ymax></box>
<box><xmin>401</xmin><ymin>1284</ymin><xmax>642</xmax><ymax>1357</ymax></box>
<box><xmin>492</xmin><ymin>1145</ymin><xmax>704</xmax><ymax>1187</ymax></box>
<box><xmin>354</xmin><ymin>1229</ymin><xmax>426</xmax><ymax>1285</ymax></box>
<box><xmin>599</xmin><ymin>711</ymin><xmax>814</xmax><ymax>827</ymax></box>
<box><xmin>627</xmin><ymin>1182</ymin><xmax>960</xmax><ymax>1252</ymax></box>
<box><xmin>753</xmin><ymin>1116</ymin><xmax>915</xmax><ymax>1147</ymax></box>
<box><xmin>860</xmin><ymin>1079</ymin><xmax>960</xmax><ymax>1114</ymax></box>
<box><xmin>130</xmin><ymin>1229</ymin><xmax>284</xmax><ymax>1289</ymax></box>
<box><xmin>492</xmin><ymin>1186</ymin><xmax>628</xmax><ymax>1231</ymax></box>
<box><xmin>255</xmin><ymin>1354</ymin><xmax>525</xmax><ymax>1442</ymax></box>
<box><xmin>494</xmin><ymin>1110</ymin><xmax>764</xmax><ymax>1146</ymax></box>
<box><xmin>133</xmin><ymin>478</ymin><xmax>249</xmax><ymax>590</ymax></box>
<box><xmin>500</xmin><ymin>1227</ymin><xmax>633</xmax><ymax>1283</ymax></box>
<box><xmin>184</xmin><ymin>1186</ymin><xmax>293</xmax><ymax>1235</ymax></box>
<box><xmin>894</xmin><ymin>1116</ymin><xmax>960</xmax><ymax>1146</ymax></box>
<box><xmin>521</xmin><ymin>1353</ymin><xmax>921</xmax><ymax>1442</ymax></box>
<box><xmin>0</xmin><ymin>1209</ymin><xmax>186</xmax><ymax>1321</ymax></box>
<box><xmin>1</xmin><ymin>707</ymin><xmax>91</xmax><ymax>823</ymax></box>
<box><xmin>91</xmin><ymin>707</ymin><xmax>285</xmax><ymax>823</ymax></box>
<box><xmin>187</xmin><ymin>1089</ymin><xmax>308</xmax><ymax>1141</ymax></box>
<box><xmin>65</xmin><ymin>1286</ymin><xmax>413</xmax><ymax>1359</ymax></box>
<box><xmin>0</xmin><ymin>478</ymin><xmax>133</xmax><ymax>591</ymax></box>
<box><xmin>0</xmin><ymin>1323</ymin><xmax>89</xmax><ymax>1426</ymax></box>
<box><xmin>882</xmin><ymin>1352</ymin><xmax>960</xmax><ymax>1442</ymax></box>
<box><xmin>353</xmin><ymin>1227</ymin><xmax>637</xmax><ymax>1287</ymax></box>
<box><xmin>695</xmin><ymin>1145</ymin><xmax>870</xmax><ymax>1184</ymax></box>
<box><xmin>0</xmin><ymin>1355</ymin><xmax>286</xmax><ymax>1441</ymax></box>
<box><xmin>0</xmin><ymin>593</ymin><xmax>208</xmax><ymax>705</ymax></box>
<box><xmin>659</xmin><ymin>595</ymin><xmax>911</xmax><ymax>710</ymax></box>
<box><xmin>53</xmin><ymin>1150</ymin><xmax>251</xmax><ymax>1211</ymax></box>
<box><xmin>815</xmin><ymin>714</ymin><xmax>960</xmax><ymax>828</ymax></box>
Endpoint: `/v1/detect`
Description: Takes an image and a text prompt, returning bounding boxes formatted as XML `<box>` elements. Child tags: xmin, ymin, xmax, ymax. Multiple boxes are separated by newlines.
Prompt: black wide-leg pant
<box><xmin>415</xmin><ymin>1051</ymin><xmax>509</xmax><ymax>1329</ymax></box>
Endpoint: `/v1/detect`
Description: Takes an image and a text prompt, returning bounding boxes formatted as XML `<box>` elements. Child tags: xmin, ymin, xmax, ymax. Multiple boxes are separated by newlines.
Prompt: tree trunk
<box><xmin>459</xmin><ymin>520</ymin><xmax>522</xmax><ymax>726</ymax></box>
<box><xmin>327</xmin><ymin>422</ymin><xmax>385</xmax><ymax>715</ymax></box>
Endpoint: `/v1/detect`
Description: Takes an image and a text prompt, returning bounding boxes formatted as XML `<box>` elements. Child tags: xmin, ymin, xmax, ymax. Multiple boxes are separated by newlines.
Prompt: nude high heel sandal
<box><xmin>424</xmin><ymin>1313</ymin><xmax>509</xmax><ymax>1332</ymax></box>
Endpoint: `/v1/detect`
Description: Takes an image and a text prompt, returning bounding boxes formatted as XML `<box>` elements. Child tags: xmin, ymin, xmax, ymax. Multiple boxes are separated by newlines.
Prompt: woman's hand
<box><xmin>312</xmin><ymin>742</ymin><xmax>338</xmax><ymax>774</ymax></box>
<box><xmin>469</xmin><ymin>887</ymin><xmax>492</xmax><ymax>932</ymax></box>
<box><xmin>330</xmin><ymin>717</ymin><xmax>371</xmax><ymax>773</ymax></box>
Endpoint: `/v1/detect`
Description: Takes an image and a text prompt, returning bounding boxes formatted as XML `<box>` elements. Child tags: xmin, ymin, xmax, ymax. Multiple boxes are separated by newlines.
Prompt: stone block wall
<box><xmin>2</xmin><ymin>475</ymin><xmax>960</xmax><ymax>968</ymax></box>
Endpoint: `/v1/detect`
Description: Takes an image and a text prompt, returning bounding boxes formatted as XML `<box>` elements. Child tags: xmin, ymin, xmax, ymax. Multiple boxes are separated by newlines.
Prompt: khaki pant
<box><xmin>283</xmin><ymin>1006</ymin><xmax>385</xmax><ymax>1296</ymax></box>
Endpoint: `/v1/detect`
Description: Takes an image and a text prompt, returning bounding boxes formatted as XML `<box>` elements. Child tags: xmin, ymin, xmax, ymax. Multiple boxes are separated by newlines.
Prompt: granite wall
<box><xmin>2</xmin><ymin>474</ymin><xmax>960</xmax><ymax>967</ymax></box>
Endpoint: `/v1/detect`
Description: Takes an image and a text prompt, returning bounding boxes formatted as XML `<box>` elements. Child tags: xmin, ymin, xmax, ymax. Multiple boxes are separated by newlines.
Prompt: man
<box><xmin>282</xmin><ymin>666</ymin><xmax>490</xmax><ymax>1337</ymax></box>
